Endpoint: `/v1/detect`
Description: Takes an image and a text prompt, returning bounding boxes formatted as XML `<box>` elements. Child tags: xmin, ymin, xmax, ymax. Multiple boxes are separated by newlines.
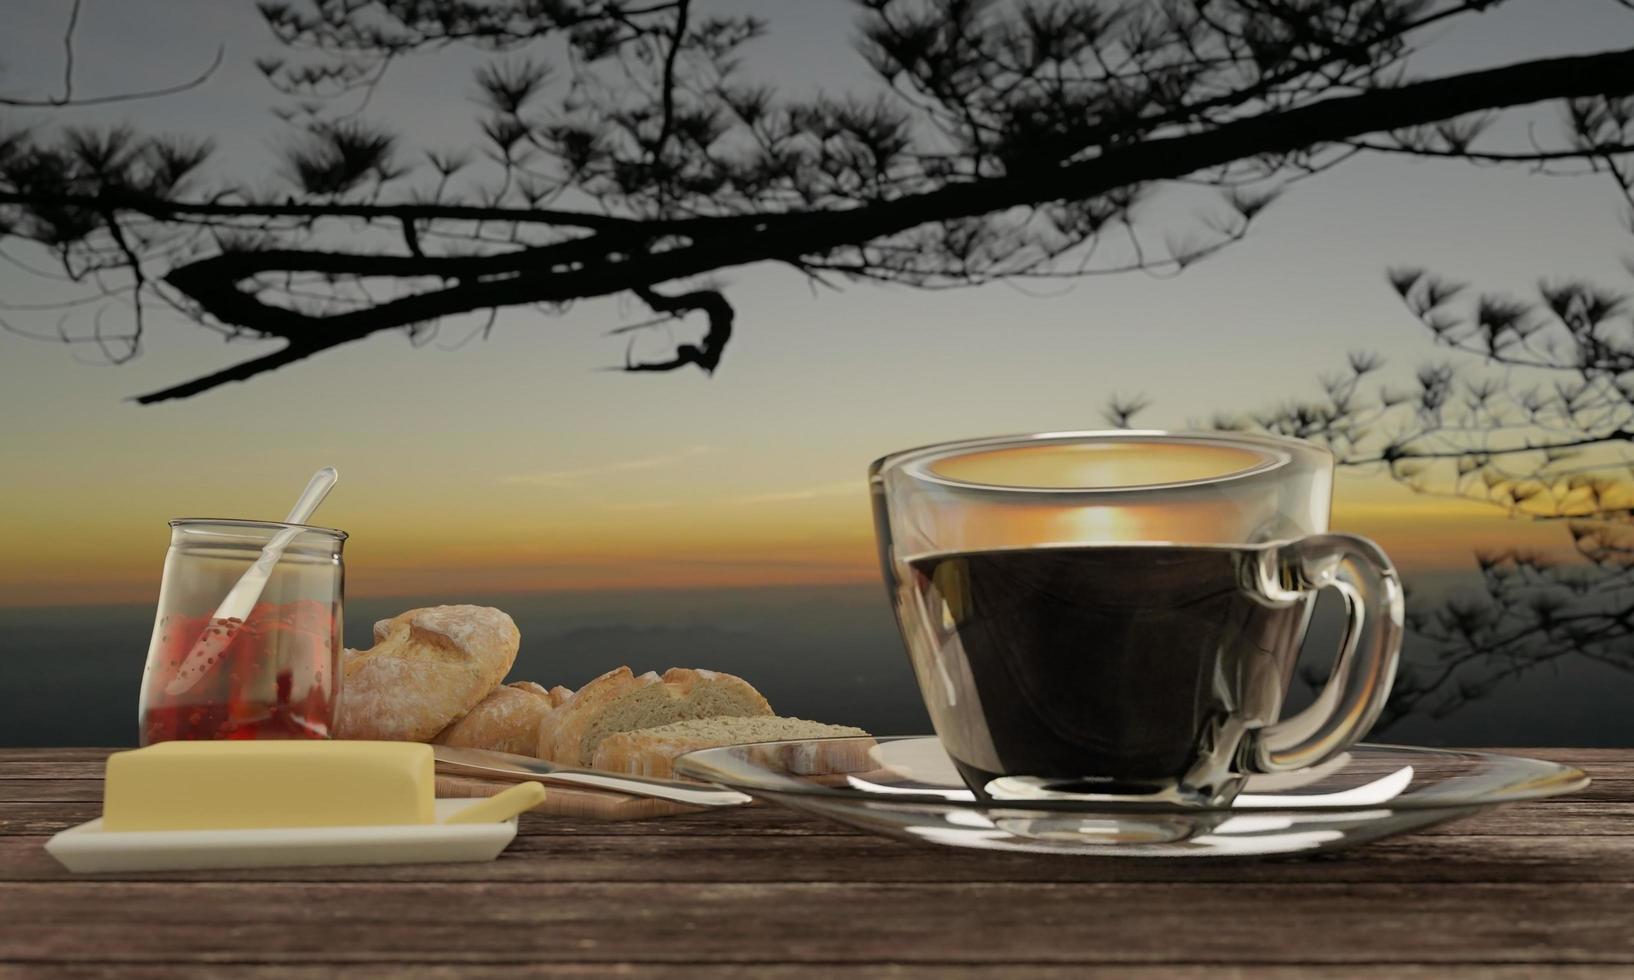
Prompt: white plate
<box><xmin>45</xmin><ymin>798</ymin><xmax>518</xmax><ymax>873</ymax></box>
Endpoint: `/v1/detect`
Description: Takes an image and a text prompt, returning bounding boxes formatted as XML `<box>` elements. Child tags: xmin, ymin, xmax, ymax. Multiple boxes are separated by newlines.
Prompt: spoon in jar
<box><xmin>164</xmin><ymin>466</ymin><xmax>339</xmax><ymax>697</ymax></box>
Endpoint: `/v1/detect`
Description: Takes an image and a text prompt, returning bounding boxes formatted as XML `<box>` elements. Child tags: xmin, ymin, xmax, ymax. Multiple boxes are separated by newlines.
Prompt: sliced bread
<box><xmin>537</xmin><ymin>665</ymin><xmax>773</xmax><ymax>766</ymax></box>
<box><xmin>590</xmin><ymin>715</ymin><xmax>873</xmax><ymax>779</ymax></box>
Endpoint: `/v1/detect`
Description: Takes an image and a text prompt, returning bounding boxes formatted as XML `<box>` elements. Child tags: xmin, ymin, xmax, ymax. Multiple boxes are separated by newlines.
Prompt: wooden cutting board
<box><xmin>434</xmin><ymin>773</ymin><xmax>710</xmax><ymax>821</ymax></box>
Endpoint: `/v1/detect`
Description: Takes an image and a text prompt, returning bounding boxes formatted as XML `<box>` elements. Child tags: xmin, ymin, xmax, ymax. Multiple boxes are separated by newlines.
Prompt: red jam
<box><xmin>140</xmin><ymin>599</ymin><xmax>336</xmax><ymax>744</ymax></box>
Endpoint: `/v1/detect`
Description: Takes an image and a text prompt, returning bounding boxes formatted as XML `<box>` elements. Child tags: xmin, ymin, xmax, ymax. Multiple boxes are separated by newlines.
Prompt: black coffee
<box><xmin>906</xmin><ymin>545</ymin><xmax>1308</xmax><ymax>795</ymax></box>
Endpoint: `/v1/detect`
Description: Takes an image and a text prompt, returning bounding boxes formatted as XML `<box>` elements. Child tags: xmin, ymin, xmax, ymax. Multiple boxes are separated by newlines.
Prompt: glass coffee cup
<box><xmin>870</xmin><ymin>431</ymin><xmax>1404</xmax><ymax>805</ymax></box>
<box><xmin>137</xmin><ymin>519</ymin><xmax>345</xmax><ymax>744</ymax></box>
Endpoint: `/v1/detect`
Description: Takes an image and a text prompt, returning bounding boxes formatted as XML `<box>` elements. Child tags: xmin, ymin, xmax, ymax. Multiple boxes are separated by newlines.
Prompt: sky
<box><xmin>2</xmin><ymin>0</ymin><xmax>1632</xmax><ymax>607</ymax></box>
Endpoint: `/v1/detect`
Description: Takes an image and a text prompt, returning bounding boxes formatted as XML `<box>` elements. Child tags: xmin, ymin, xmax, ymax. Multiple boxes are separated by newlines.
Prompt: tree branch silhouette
<box><xmin>623</xmin><ymin>285</ymin><xmax>733</xmax><ymax>374</ymax></box>
<box><xmin>1111</xmin><ymin>191</ymin><xmax>1634</xmax><ymax>728</ymax></box>
<box><xmin>0</xmin><ymin>45</ymin><xmax>224</xmax><ymax>108</ymax></box>
<box><xmin>5</xmin><ymin>1</ymin><xmax>1634</xmax><ymax>400</ymax></box>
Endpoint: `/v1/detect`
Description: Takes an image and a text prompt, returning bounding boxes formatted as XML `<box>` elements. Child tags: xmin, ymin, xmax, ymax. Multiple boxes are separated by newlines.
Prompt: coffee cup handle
<box><xmin>1245</xmin><ymin>533</ymin><xmax>1407</xmax><ymax>774</ymax></box>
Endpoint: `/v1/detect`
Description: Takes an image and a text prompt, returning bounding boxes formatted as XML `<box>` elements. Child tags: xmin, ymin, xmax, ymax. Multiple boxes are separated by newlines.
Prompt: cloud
<box><xmin>600</xmin><ymin>500</ymin><xmax>678</xmax><ymax>512</ymax></box>
<box><xmin>732</xmin><ymin>481</ymin><xmax>862</xmax><ymax>505</ymax></box>
<box><xmin>501</xmin><ymin>445</ymin><xmax>718</xmax><ymax>487</ymax></box>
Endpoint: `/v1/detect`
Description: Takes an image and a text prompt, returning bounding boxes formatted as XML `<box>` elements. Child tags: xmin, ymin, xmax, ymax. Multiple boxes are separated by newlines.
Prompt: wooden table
<box><xmin>2</xmin><ymin>747</ymin><xmax>1630</xmax><ymax>977</ymax></box>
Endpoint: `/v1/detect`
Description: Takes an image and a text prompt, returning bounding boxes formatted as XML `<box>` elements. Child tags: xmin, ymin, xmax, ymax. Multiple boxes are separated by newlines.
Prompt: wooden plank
<box><xmin>0</xmin><ymin>762</ymin><xmax>107</xmax><ymax>778</ymax></box>
<box><xmin>11</xmin><ymin>830</ymin><xmax>1634</xmax><ymax>885</ymax></box>
<box><xmin>6</xmin><ymin>798</ymin><xmax>1630</xmax><ymax>841</ymax></box>
<box><xmin>0</xmin><ymin>788</ymin><xmax>1627</xmax><ymax>835</ymax></box>
<box><xmin>0</xmin><ymin>801</ymin><xmax>846</xmax><ymax>838</ymax></box>
<box><xmin>0</xmin><ymin>966</ymin><xmax>1628</xmax><ymax>979</ymax></box>
<box><xmin>0</xmin><ymin>748</ymin><xmax>116</xmax><ymax>765</ymax></box>
<box><xmin>570</xmin><ymin>798</ymin><xmax>1634</xmax><ymax>838</ymax></box>
<box><xmin>1</xmin><ymin>881</ymin><xmax>1632</xmax><ymax>965</ymax></box>
<box><xmin>1417</xmin><ymin>800</ymin><xmax>1634</xmax><ymax>835</ymax></box>
<box><xmin>3</xmin><ymin>749</ymin><xmax>1634</xmax><ymax>971</ymax></box>
<box><xmin>1517</xmin><ymin>780</ymin><xmax>1633</xmax><ymax>803</ymax></box>
<box><xmin>0</xmin><ymin>803</ymin><xmax>102</xmax><ymax>836</ymax></box>
<box><xmin>1489</xmin><ymin>748</ymin><xmax>1634</xmax><ymax>763</ymax></box>
<box><xmin>0</xmin><ymin>780</ymin><xmax>102</xmax><ymax>802</ymax></box>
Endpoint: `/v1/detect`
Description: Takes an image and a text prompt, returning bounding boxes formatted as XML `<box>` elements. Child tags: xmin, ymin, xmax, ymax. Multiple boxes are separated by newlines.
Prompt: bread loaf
<box><xmin>538</xmin><ymin>665</ymin><xmax>773</xmax><ymax>766</ymax></box>
<box><xmin>508</xmin><ymin>680</ymin><xmax>572</xmax><ymax>709</ymax></box>
<box><xmin>335</xmin><ymin>605</ymin><xmax>520</xmax><ymax>741</ymax></box>
<box><xmin>590</xmin><ymin>716</ymin><xmax>873</xmax><ymax>779</ymax></box>
<box><xmin>432</xmin><ymin>683</ymin><xmax>554</xmax><ymax>756</ymax></box>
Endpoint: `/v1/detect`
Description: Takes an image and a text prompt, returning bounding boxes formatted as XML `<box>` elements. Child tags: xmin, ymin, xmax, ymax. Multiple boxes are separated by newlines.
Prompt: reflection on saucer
<box><xmin>844</xmin><ymin>774</ymin><xmax>975</xmax><ymax>801</ymax></box>
<box><xmin>1234</xmin><ymin>766</ymin><xmax>1414</xmax><ymax>809</ymax></box>
<box><xmin>675</xmin><ymin>737</ymin><xmax>1589</xmax><ymax>858</ymax></box>
<box><xmin>843</xmin><ymin>763</ymin><xmax>1417</xmax><ymax>810</ymax></box>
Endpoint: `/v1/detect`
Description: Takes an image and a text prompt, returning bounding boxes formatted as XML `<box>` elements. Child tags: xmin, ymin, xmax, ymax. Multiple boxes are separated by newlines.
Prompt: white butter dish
<box><xmin>45</xmin><ymin>798</ymin><xmax>518</xmax><ymax>873</ymax></box>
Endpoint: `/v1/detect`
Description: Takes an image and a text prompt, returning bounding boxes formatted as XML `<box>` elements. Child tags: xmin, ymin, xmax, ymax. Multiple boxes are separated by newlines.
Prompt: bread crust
<box><xmin>433</xmin><ymin>683</ymin><xmax>554</xmax><ymax>755</ymax></box>
<box><xmin>526</xmin><ymin>684</ymin><xmax>576</xmax><ymax>752</ymax></box>
<box><xmin>537</xmin><ymin>666</ymin><xmax>772</xmax><ymax>766</ymax></box>
<box><xmin>336</xmin><ymin>605</ymin><xmax>520</xmax><ymax>741</ymax></box>
<box><xmin>589</xmin><ymin>731</ymin><xmax>717</xmax><ymax>779</ymax></box>
<box><xmin>658</xmin><ymin>667</ymin><xmax>773</xmax><ymax>715</ymax></box>
<box><xmin>537</xmin><ymin>666</ymin><xmax>654</xmax><ymax>763</ymax></box>
<box><xmin>506</xmin><ymin>681</ymin><xmax>574</xmax><ymax>710</ymax></box>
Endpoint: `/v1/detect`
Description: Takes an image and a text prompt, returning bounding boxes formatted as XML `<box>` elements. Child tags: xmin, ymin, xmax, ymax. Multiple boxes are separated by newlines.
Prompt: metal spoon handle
<box><xmin>433</xmin><ymin>746</ymin><xmax>753</xmax><ymax>808</ymax></box>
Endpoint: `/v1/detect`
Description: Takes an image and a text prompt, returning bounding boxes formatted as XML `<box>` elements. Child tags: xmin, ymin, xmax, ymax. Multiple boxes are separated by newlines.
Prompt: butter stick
<box><xmin>103</xmin><ymin>741</ymin><xmax>435</xmax><ymax>831</ymax></box>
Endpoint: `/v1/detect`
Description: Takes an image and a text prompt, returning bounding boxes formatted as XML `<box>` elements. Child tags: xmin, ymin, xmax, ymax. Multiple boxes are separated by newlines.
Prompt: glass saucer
<box><xmin>673</xmin><ymin>737</ymin><xmax>1589</xmax><ymax>857</ymax></box>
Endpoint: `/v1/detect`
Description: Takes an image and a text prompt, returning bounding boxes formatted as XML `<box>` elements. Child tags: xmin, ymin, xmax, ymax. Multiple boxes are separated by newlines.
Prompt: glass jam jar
<box><xmin>138</xmin><ymin>519</ymin><xmax>346</xmax><ymax>744</ymax></box>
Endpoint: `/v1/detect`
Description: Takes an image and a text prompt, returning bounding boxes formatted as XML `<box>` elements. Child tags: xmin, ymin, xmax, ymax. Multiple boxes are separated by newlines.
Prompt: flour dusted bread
<box><xmin>505</xmin><ymin>681</ymin><xmax>573</xmax><ymax>709</ymax></box>
<box><xmin>591</xmin><ymin>716</ymin><xmax>873</xmax><ymax>779</ymax></box>
<box><xmin>535</xmin><ymin>666</ymin><xmax>647</xmax><ymax>764</ymax></box>
<box><xmin>336</xmin><ymin>605</ymin><xmax>520</xmax><ymax>741</ymax></box>
<box><xmin>507</xmin><ymin>680</ymin><xmax>576</xmax><ymax>710</ymax></box>
<box><xmin>432</xmin><ymin>682</ymin><xmax>554</xmax><ymax>755</ymax></box>
<box><xmin>532</xmin><ymin>682</ymin><xmax>576</xmax><ymax>709</ymax></box>
<box><xmin>538</xmin><ymin>666</ymin><xmax>773</xmax><ymax>766</ymax></box>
